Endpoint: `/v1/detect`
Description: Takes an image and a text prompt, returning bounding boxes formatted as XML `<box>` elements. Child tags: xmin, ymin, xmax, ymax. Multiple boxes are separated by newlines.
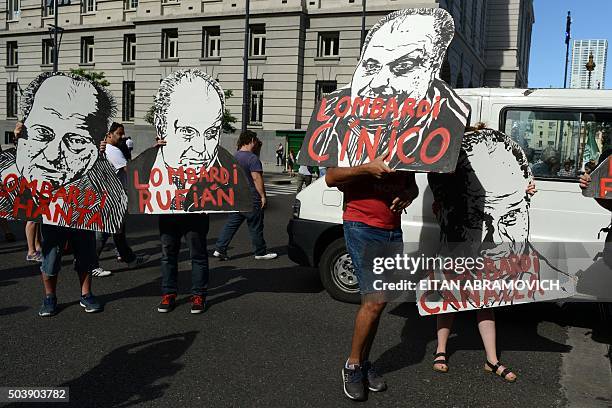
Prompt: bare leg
<box><xmin>41</xmin><ymin>273</ymin><xmax>57</xmax><ymax>296</ymax></box>
<box><xmin>477</xmin><ymin>309</ymin><xmax>516</xmax><ymax>381</ymax></box>
<box><xmin>78</xmin><ymin>271</ymin><xmax>92</xmax><ymax>297</ymax></box>
<box><xmin>34</xmin><ymin>223</ymin><xmax>42</xmax><ymax>251</ymax></box>
<box><xmin>348</xmin><ymin>300</ymin><xmax>386</xmax><ymax>365</ymax></box>
<box><xmin>361</xmin><ymin>313</ymin><xmax>381</xmax><ymax>362</ymax></box>
<box><xmin>434</xmin><ymin>313</ymin><xmax>455</xmax><ymax>371</ymax></box>
<box><xmin>26</xmin><ymin>221</ymin><xmax>37</xmax><ymax>255</ymax></box>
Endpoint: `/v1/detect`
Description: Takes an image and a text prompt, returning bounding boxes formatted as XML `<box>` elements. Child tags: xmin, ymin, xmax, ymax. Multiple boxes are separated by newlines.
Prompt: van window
<box><xmin>503</xmin><ymin>109</ymin><xmax>612</xmax><ymax>179</ymax></box>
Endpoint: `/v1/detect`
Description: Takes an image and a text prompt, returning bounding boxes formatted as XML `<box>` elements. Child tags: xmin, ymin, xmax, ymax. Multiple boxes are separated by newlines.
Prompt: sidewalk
<box><xmin>262</xmin><ymin>161</ymin><xmax>289</xmax><ymax>175</ymax></box>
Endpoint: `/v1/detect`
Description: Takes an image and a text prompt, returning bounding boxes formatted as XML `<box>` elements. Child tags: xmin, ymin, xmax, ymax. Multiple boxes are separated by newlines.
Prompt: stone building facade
<box><xmin>0</xmin><ymin>0</ymin><xmax>534</xmax><ymax>160</ymax></box>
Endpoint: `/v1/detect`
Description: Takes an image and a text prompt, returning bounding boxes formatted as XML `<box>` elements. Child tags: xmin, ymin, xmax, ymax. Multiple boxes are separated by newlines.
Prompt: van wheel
<box><xmin>319</xmin><ymin>238</ymin><xmax>360</xmax><ymax>304</ymax></box>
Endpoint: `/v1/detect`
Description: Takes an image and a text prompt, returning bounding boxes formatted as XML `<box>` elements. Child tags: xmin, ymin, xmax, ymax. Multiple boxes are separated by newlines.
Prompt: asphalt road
<box><xmin>0</xmin><ymin>186</ymin><xmax>610</xmax><ymax>408</ymax></box>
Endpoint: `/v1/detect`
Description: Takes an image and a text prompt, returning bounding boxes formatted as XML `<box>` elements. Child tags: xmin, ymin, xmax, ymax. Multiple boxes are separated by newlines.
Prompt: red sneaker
<box><xmin>157</xmin><ymin>294</ymin><xmax>176</xmax><ymax>313</ymax></box>
<box><xmin>190</xmin><ymin>295</ymin><xmax>205</xmax><ymax>314</ymax></box>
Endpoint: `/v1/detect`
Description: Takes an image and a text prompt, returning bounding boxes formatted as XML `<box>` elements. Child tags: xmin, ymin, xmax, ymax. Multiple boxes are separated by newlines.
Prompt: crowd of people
<box><xmin>2</xmin><ymin>121</ymin><xmax>278</xmax><ymax>317</ymax></box>
<box><xmin>1</xmin><ymin>8</ymin><xmax>609</xmax><ymax>404</ymax></box>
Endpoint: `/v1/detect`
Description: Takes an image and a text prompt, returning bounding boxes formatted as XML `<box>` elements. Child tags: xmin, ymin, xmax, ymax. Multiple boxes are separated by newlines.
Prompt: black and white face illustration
<box><xmin>155</xmin><ymin>70</ymin><xmax>223</xmax><ymax>171</ymax></box>
<box><xmin>350</xmin><ymin>8</ymin><xmax>453</xmax><ymax>101</ymax></box>
<box><xmin>15</xmin><ymin>75</ymin><xmax>107</xmax><ymax>187</ymax></box>
<box><xmin>431</xmin><ymin>130</ymin><xmax>532</xmax><ymax>260</ymax></box>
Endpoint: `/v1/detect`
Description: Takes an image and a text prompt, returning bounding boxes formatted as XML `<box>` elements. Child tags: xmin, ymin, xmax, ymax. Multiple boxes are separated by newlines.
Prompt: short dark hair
<box><xmin>109</xmin><ymin>122</ymin><xmax>124</xmax><ymax>134</ymax></box>
<box><xmin>21</xmin><ymin>72</ymin><xmax>116</xmax><ymax>144</ymax></box>
<box><xmin>237</xmin><ymin>130</ymin><xmax>259</xmax><ymax>149</ymax></box>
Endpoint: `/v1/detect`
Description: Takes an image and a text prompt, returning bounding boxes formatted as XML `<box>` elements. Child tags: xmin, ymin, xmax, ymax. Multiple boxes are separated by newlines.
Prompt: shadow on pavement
<box><xmin>205</xmin><ymin>263</ymin><xmax>322</xmax><ymax>308</ymax></box>
<box><xmin>23</xmin><ymin>331</ymin><xmax>199</xmax><ymax>408</ymax></box>
<box><xmin>375</xmin><ymin>302</ymin><xmax>573</xmax><ymax>376</ymax></box>
<box><xmin>0</xmin><ymin>305</ymin><xmax>29</xmax><ymax>316</ymax></box>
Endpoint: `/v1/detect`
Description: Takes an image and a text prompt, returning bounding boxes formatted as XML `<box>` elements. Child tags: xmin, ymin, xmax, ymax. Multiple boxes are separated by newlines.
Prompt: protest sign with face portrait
<box><xmin>416</xmin><ymin>129</ymin><xmax>575</xmax><ymax>315</ymax></box>
<box><xmin>126</xmin><ymin>69</ymin><xmax>252</xmax><ymax>214</ymax></box>
<box><xmin>298</xmin><ymin>8</ymin><xmax>470</xmax><ymax>172</ymax></box>
<box><xmin>582</xmin><ymin>155</ymin><xmax>612</xmax><ymax>199</ymax></box>
<box><xmin>0</xmin><ymin>72</ymin><xmax>127</xmax><ymax>233</ymax></box>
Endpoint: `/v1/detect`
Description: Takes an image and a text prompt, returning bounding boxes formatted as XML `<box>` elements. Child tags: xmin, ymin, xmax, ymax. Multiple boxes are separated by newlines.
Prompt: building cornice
<box><xmin>0</xmin><ymin>21</ymin><xmax>135</xmax><ymax>37</ymax></box>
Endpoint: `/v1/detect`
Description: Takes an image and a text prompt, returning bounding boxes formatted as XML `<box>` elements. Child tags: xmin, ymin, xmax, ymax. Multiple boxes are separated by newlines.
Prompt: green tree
<box><xmin>222</xmin><ymin>89</ymin><xmax>237</xmax><ymax>134</ymax></box>
<box><xmin>144</xmin><ymin>105</ymin><xmax>156</xmax><ymax>125</ymax></box>
<box><xmin>69</xmin><ymin>68</ymin><xmax>110</xmax><ymax>87</ymax></box>
<box><xmin>143</xmin><ymin>89</ymin><xmax>237</xmax><ymax>132</ymax></box>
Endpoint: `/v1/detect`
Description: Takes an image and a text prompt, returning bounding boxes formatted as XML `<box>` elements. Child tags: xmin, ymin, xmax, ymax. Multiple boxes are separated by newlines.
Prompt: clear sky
<box><xmin>528</xmin><ymin>0</ymin><xmax>612</xmax><ymax>88</ymax></box>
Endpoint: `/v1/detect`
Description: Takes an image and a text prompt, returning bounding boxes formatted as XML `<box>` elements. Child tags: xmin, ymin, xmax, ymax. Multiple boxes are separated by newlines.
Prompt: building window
<box><xmin>42</xmin><ymin>0</ymin><xmax>54</xmax><ymax>17</ymax></box>
<box><xmin>124</xmin><ymin>0</ymin><xmax>138</xmax><ymax>10</ymax></box>
<box><xmin>7</xmin><ymin>0</ymin><xmax>19</xmax><ymax>20</ymax></box>
<box><xmin>6</xmin><ymin>41</ymin><xmax>18</xmax><ymax>67</ymax></box>
<box><xmin>161</xmin><ymin>29</ymin><xmax>179</xmax><ymax>60</ymax></box>
<box><xmin>6</xmin><ymin>82</ymin><xmax>19</xmax><ymax>118</ymax></box>
<box><xmin>248</xmin><ymin>79</ymin><xmax>264</xmax><ymax>125</ymax></box>
<box><xmin>202</xmin><ymin>26</ymin><xmax>220</xmax><ymax>58</ymax></box>
<box><xmin>42</xmin><ymin>39</ymin><xmax>54</xmax><ymax>65</ymax></box>
<box><xmin>317</xmin><ymin>32</ymin><xmax>339</xmax><ymax>57</ymax></box>
<box><xmin>122</xmin><ymin>81</ymin><xmax>135</xmax><ymax>121</ymax></box>
<box><xmin>5</xmin><ymin>131</ymin><xmax>14</xmax><ymax>145</ymax></box>
<box><xmin>80</xmin><ymin>36</ymin><xmax>94</xmax><ymax>64</ymax></box>
<box><xmin>250</xmin><ymin>25</ymin><xmax>266</xmax><ymax>57</ymax></box>
<box><xmin>81</xmin><ymin>0</ymin><xmax>96</xmax><ymax>13</ymax></box>
<box><xmin>315</xmin><ymin>80</ymin><xmax>337</xmax><ymax>102</ymax></box>
<box><xmin>123</xmin><ymin>34</ymin><xmax>136</xmax><ymax>63</ymax></box>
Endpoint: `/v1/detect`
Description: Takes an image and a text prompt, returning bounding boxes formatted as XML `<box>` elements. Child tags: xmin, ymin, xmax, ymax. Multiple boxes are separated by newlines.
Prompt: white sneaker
<box><xmin>254</xmin><ymin>253</ymin><xmax>278</xmax><ymax>260</ymax></box>
<box><xmin>91</xmin><ymin>267</ymin><xmax>112</xmax><ymax>277</ymax></box>
<box><xmin>213</xmin><ymin>250</ymin><xmax>229</xmax><ymax>261</ymax></box>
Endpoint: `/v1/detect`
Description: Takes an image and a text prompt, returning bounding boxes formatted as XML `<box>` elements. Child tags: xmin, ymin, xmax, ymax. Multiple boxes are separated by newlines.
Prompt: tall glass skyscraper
<box><xmin>570</xmin><ymin>39</ymin><xmax>608</xmax><ymax>89</ymax></box>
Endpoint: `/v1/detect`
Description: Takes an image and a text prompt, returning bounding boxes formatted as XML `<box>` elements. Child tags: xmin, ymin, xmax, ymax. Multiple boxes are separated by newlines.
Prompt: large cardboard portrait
<box><xmin>0</xmin><ymin>72</ymin><xmax>127</xmax><ymax>233</ymax></box>
<box><xmin>582</xmin><ymin>155</ymin><xmax>612</xmax><ymax>199</ymax></box>
<box><xmin>417</xmin><ymin>129</ymin><xmax>575</xmax><ymax>315</ymax></box>
<box><xmin>126</xmin><ymin>69</ymin><xmax>251</xmax><ymax>214</ymax></box>
<box><xmin>298</xmin><ymin>8</ymin><xmax>470</xmax><ymax>172</ymax></box>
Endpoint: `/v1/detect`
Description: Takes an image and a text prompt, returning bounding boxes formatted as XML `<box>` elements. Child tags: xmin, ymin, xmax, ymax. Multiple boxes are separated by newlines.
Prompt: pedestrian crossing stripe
<box><xmin>265</xmin><ymin>184</ymin><xmax>296</xmax><ymax>197</ymax></box>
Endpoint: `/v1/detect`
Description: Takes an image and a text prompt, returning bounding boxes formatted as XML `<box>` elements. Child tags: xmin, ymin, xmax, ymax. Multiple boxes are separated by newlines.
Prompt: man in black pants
<box><xmin>157</xmin><ymin>212</ymin><xmax>209</xmax><ymax>314</ymax></box>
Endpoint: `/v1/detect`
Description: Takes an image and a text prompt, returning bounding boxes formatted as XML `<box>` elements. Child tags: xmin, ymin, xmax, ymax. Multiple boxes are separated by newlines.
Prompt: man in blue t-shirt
<box><xmin>213</xmin><ymin>131</ymin><xmax>277</xmax><ymax>260</ymax></box>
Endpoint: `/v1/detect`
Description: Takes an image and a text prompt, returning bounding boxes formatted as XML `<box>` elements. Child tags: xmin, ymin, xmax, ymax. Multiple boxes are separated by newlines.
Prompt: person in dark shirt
<box><xmin>213</xmin><ymin>131</ymin><xmax>277</xmax><ymax>260</ymax></box>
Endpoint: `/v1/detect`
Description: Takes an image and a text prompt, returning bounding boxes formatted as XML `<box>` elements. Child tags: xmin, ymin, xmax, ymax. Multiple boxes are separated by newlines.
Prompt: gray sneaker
<box><xmin>363</xmin><ymin>361</ymin><xmax>387</xmax><ymax>392</ymax></box>
<box><xmin>80</xmin><ymin>293</ymin><xmax>103</xmax><ymax>313</ymax></box>
<box><xmin>342</xmin><ymin>364</ymin><xmax>366</xmax><ymax>401</ymax></box>
<box><xmin>38</xmin><ymin>294</ymin><xmax>57</xmax><ymax>317</ymax></box>
<box><xmin>126</xmin><ymin>255</ymin><xmax>150</xmax><ymax>269</ymax></box>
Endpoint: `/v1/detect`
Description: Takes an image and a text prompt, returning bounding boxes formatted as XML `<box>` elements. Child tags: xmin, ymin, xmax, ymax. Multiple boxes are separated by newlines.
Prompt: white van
<box><xmin>287</xmin><ymin>88</ymin><xmax>612</xmax><ymax>303</ymax></box>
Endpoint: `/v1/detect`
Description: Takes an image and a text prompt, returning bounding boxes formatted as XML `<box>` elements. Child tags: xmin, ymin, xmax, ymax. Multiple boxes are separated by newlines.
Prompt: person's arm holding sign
<box><xmin>14</xmin><ymin>121</ymin><xmax>22</xmax><ymax>135</ymax></box>
<box><xmin>580</xmin><ymin>172</ymin><xmax>612</xmax><ymax>211</ymax></box>
<box><xmin>325</xmin><ymin>154</ymin><xmax>394</xmax><ymax>187</ymax></box>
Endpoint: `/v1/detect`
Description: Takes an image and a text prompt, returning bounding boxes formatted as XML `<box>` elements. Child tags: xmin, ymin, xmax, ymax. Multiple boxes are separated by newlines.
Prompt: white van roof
<box><xmin>456</xmin><ymin>87</ymin><xmax>612</xmax><ymax>100</ymax></box>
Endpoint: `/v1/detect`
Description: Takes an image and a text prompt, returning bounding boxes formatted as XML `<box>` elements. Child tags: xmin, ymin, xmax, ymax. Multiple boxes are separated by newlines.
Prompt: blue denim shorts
<box><xmin>40</xmin><ymin>224</ymin><xmax>97</xmax><ymax>276</ymax></box>
<box><xmin>343</xmin><ymin>221</ymin><xmax>403</xmax><ymax>295</ymax></box>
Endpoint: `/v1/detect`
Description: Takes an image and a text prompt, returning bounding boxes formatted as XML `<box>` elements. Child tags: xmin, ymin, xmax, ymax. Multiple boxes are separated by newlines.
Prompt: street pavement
<box><xmin>0</xmin><ymin>179</ymin><xmax>611</xmax><ymax>408</ymax></box>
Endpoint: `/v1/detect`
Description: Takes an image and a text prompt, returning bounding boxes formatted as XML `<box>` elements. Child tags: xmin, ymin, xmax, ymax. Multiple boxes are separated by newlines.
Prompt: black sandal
<box><xmin>432</xmin><ymin>352</ymin><xmax>449</xmax><ymax>373</ymax></box>
<box><xmin>484</xmin><ymin>360</ymin><xmax>516</xmax><ymax>382</ymax></box>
